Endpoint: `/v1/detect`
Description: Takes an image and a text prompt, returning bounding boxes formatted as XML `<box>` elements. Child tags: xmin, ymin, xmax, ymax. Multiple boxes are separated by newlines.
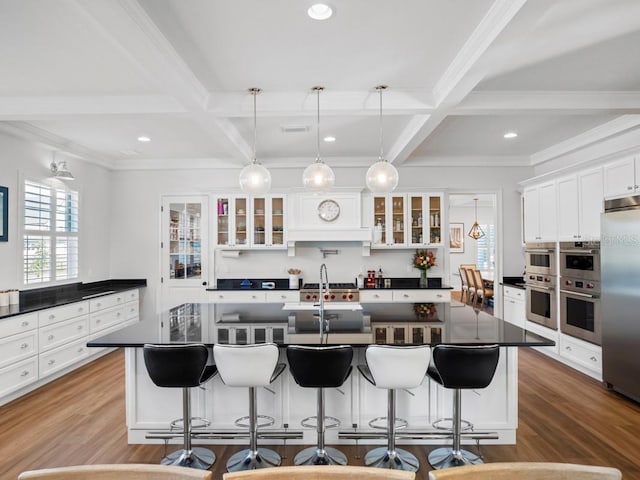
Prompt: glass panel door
<box><xmin>391</xmin><ymin>195</ymin><xmax>405</xmax><ymax>245</ymax></box>
<box><xmin>410</xmin><ymin>195</ymin><xmax>424</xmax><ymax>245</ymax></box>
<box><xmin>271</xmin><ymin>196</ymin><xmax>285</xmax><ymax>247</ymax></box>
<box><xmin>253</xmin><ymin>197</ymin><xmax>266</xmax><ymax>246</ymax></box>
<box><xmin>373</xmin><ymin>196</ymin><xmax>386</xmax><ymax>245</ymax></box>
<box><xmin>216</xmin><ymin>197</ymin><xmax>230</xmax><ymax>245</ymax></box>
<box><xmin>429</xmin><ymin>195</ymin><xmax>441</xmax><ymax>244</ymax></box>
<box><xmin>235</xmin><ymin>197</ymin><xmax>247</xmax><ymax>246</ymax></box>
<box><xmin>168</xmin><ymin>201</ymin><xmax>202</xmax><ymax>281</ymax></box>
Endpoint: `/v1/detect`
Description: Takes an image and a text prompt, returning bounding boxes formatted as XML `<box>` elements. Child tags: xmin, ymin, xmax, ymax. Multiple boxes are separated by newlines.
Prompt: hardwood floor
<box><xmin>1</xmin><ymin>348</ymin><xmax>639</xmax><ymax>480</ymax></box>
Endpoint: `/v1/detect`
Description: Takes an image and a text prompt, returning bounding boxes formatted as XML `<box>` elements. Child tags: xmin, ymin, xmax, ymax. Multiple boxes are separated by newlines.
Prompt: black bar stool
<box><xmin>213</xmin><ymin>343</ymin><xmax>286</xmax><ymax>472</ymax></box>
<box><xmin>427</xmin><ymin>344</ymin><xmax>500</xmax><ymax>469</ymax></box>
<box><xmin>143</xmin><ymin>343</ymin><xmax>218</xmax><ymax>470</ymax></box>
<box><xmin>359</xmin><ymin>344</ymin><xmax>430</xmax><ymax>472</ymax></box>
<box><xmin>286</xmin><ymin>345</ymin><xmax>354</xmax><ymax>465</ymax></box>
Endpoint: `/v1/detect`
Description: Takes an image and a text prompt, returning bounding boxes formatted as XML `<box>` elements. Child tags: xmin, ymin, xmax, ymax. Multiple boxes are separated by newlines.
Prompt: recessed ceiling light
<box><xmin>137</xmin><ymin>136</ymin><xmax>151</xmax><ymax>142</ymax></box>
<box><xmin>503</xmin><ymin>131</ymin><xmax>518</xmax><ymax>139</ymax></box>
<box><xmin>308</xmin><ymin>3</ymin><xmax>333</xmax><ymax>20</ymax></box>
<box><xmin>323</xmin><ymin>135</ymin><xmax>336</xmax><ymax>143</ymax></box>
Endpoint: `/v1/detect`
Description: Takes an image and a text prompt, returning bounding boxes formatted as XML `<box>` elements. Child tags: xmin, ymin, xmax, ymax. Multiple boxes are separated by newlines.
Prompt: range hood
<box><xmin>286</xmin><ymin>191</ymin><xmax>372</xmax><ymax>255</ymax></box>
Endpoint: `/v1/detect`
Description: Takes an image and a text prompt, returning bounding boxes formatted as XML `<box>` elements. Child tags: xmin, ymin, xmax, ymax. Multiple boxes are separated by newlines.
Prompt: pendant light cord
<box><xmin>313</xmin><ymin>86</ymin><xmax>323</xmax><ymax>163</ymax></box>
<box><xmin>376</xmin><ymin>85</ymin><xmax>387</xmax><ymax>161</ymax></box>
<box><xmin>249</xmin><ymin>87</ymin><xmax>261</xmax><ymax>164</ymax></box>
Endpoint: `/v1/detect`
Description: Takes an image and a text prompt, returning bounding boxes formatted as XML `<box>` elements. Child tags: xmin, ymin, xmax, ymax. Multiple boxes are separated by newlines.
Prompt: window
<box><xmin>23</xmin><ymin>180</ymin><xmax>79</xmax><ymax>285</ymax></box>
<box><xmin>476</xmin><ymin>224</ymin><xmax>495</xmax><ymax>271</ymax></box>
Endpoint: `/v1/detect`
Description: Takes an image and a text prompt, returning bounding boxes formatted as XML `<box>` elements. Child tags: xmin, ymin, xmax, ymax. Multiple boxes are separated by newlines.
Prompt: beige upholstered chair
<box><xmin>427</xmin><ymin>462</ymin><xmax>621</xmax><ymax>480</ymax></box>
<box><xmin>224</xmin><ymin>465</ymin><xmax>416</xmax><ymax>480</ymax></box>
<box><xmin>461</xmin><ymin>268</ymin><xmax>476</xmax><ymax>305</ymax></box>
<box><xmin>18</xmin><ymin>464</ymin><xmax>213</xmax><ymax>480</ymax></box>
<box><xmin>472</xmin><ymin>269</ymin><xmax>493</xmax><ymax>309</ymax></box>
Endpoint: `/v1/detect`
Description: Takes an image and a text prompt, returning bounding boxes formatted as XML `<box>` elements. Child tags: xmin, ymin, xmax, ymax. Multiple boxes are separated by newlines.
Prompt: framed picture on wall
<box><xmin>449</xmin><ymin>222</ymin><xmax>464</xmax><ymax>253</ymax></box>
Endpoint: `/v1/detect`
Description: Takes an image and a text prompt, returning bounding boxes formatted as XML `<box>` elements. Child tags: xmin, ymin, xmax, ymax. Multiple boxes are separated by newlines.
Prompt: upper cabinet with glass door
<box><xmin>163</xmin><ymin>196</ymin><xmax>208</xmax><ymax>287</ymax></box>
<box><xmin>214</xmin><ymin>194</ymin><xmax>286</xmax><ymax>249</ymax></box>
<box><xmin>372</xmin><ymin>194</ymin><xmax>408</xmax><ymax>248</ymax></box>
<box><xmin>252</xmin><ymin>195</ymin><xmax>286</xmax><ymax>248</ymax></box>
<box><xmin>408</xmin><ymin>193</ymin><xmax>443</xmax><ymax>247</ymax></box>
<box><xmin>371</xmin><ymin>193</ymin><xmax>443</xmax><ymax>249</ymax></box>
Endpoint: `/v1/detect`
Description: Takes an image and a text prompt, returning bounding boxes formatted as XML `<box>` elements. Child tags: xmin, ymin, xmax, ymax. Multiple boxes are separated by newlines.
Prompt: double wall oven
<box><xmin>559</xmin><ymin>241</ymin><xmax>601</xmax><ymax>345</ymax></box>
<box><xmin>525</xmin><ymin>243</ymin><xmax>557</xmax><ymax>329</ymax></box>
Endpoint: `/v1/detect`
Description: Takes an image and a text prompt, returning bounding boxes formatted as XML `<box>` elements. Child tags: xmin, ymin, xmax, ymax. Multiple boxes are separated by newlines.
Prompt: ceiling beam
<box><xmin>389</xmin><ymin>0</ymin><xmax>532</xmax><ymax>166</ymax></box>
<box><xmin>71</xmin><ymin>0</ymin><xmax>253</xmax><ymax>164</ymax></box>
<box><xmin>455</xmin><ymin>91</ymin><xmax>640</xmax><ymax>115</ymax></box>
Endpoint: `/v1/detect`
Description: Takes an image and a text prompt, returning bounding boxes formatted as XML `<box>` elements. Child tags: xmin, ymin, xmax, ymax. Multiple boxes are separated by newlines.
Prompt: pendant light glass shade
<box><xmin>302</xmin><ymin>86</ymin><xmax>335</xmax><ymax>192</ymax></box>
<box><xmin>239</xmin><ymin>88</ymin><xmax>271</xmax><ymax>194</ymax></box>
<box><xmin>468</xmin><ymin>198</ymin><xmax>486</xmax><ymax>240</ymax></box>
<box><xmin>365</xmin><ymin>85</ymin><xmax>398</xmax><ymax>193</ymax></box>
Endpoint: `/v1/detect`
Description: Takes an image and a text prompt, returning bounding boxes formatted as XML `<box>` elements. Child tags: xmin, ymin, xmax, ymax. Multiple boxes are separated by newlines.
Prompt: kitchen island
<box><xmin>89</xmin><ymin>301</ymin><xmax>553</xmax><ymax>446</ymax></box>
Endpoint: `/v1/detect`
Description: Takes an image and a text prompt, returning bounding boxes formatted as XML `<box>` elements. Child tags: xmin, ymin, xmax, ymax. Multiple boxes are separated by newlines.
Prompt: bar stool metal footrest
<box><xmin>301</xmin><ymin>415</ymin><xmax>340</xmax><ymax>430</ymax></box>
<box><xmin>432</xmin><ymin>417</ymin><xmax>473</xmax><ymax>432</ymax></box>
<box><xmin>368</xmin><ymin>416</ymin><xmax>408</xmax><ymax>431</ymax></box>
<box><xmin>234</xmin><ymin>414</ymin><xmax>275</xmax><ymax>429</ymax></box>
<box><xmin>170</xmin><ymin>416</ymin><xmax>211</xmax><ymax>430</ymax></box>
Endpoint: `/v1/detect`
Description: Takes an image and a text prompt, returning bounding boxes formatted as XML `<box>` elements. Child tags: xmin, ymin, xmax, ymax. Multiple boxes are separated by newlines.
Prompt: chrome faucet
<box><xmin>318</xmin><ymin>263</ymin><xmax>329</xmax><ymax>342</ymax></box>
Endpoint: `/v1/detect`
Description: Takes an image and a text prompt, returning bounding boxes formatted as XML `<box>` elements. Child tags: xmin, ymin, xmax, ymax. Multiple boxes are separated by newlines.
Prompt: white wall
<box><xmin>109</xmin><ymin>165</ymin><xmax>533</xmax><ymax>312</ymax></box>
<box><xmin>0</xmin><ymin>131</ymin><xmax>112</xmax><ymax>291</ymax></box>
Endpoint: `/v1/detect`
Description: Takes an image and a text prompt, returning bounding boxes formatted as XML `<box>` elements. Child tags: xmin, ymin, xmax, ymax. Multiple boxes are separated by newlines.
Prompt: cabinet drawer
<box><xmin>90</xmin><ymin>307</ymin><xmax>126</xmax><ymax>333</ymax></box>
<box><xmin>393</xmin><ymin>290</ymin><xmax>450</xmax><ymax>303</ymax></box>
<box><xmin>39</xmin><ymin>316</ymin><xmax>89</xmax><ymax>353</ymax></box>
<box><xmin>0</xmin><ymin>313</ymin><xmax>38</xmax><ymax>339</ymax></box>
<box><xmin>210</xmin><ymin>291</ymin><xmax>266</xmax><ymax>303</ymax></box>
<box><xmin>39</xmin><ymin>301</ymin><xmax>89</xmax><ymax>327</ymax></box>
<box><xmin>124</xmin><ymin>302</ymin><xmax>139</xmax><ymax>320</ymax></box>
<box><xmin>265</xmin><ymin>291</ymin><xmax>299</xmax><ymax>303</ymax></box>
<box><xmin>90</xmin><ymin>292</ymin><xmax>126</xmax><ymax>312</ymax></box>
<box><xmin>503</xmin><ymin>286</ymin><xmax>525</xmax><ymax>300</ymax></box>
<box><xmin>39</xmin><ymin>339</ymin><xmax>89</xmax><ymax>378</ymax></box>
<box><xmin>122</xmin><ymin>289</ymin><xmax>139</xmax><ymax>303</ymax></box>
<box><xmin>0</xmin><ymin>331</ymin><xmax>38</xmax><ymax>369</ymax></box>
<box><xmin>0</xmin><ymin>356</ymin><xmax>38</xmax><ymax>398</ymax></box>
<box><xmin>559</xmin><ymin>335</ymin><xmax>602</xmax><ymax>373</ymax></box>
<box><xmin>359</xmin><ymin>290</ymin><xmax>393</xmax><ymax>303</ymax></box>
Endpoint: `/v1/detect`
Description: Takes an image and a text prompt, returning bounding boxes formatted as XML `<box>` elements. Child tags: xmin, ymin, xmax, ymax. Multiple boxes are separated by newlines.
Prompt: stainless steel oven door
<box><xmin>559</xmin><ymin>250</ymin><xmax>600</xmax><ymax>281</ymax></box>
<box><xmin>525</xmin><ymin>249</ymin><xmax>556</xmax><ymax>276</ymax></box>
<box><xmin>559</xmin><ymin>289</ymin><xmax>601</xmax><ymax>345</ymax></box>
<box><xmin>526</xmin><ymin>284</ymin><xmax>557</xmax><ymax>329</ymax></box>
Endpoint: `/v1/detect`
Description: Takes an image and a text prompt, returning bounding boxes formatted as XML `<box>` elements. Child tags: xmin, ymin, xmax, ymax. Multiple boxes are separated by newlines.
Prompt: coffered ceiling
<box><xmin>1</xmin><ymin>0</ymin><xmax>639</xmax><ymax>171</ymax></box>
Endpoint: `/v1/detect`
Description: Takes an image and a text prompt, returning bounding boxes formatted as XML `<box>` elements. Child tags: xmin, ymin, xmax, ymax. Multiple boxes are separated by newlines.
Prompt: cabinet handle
<box><xmin>77</xmin><ymin>325</ymin><xmax>84</xmax><ymax>330</ymax></box>
<box><xmin>49</xmin><ymin>314</ymin><xmax>55</xmax><ymax>320</ymax></box>
<box><xmin>436</xmin><ymin>294</ymin><xmax>443</xmax><ymax>298</ymax></box>
<box><xmin>628</xmin><ymin>186</ymin><xmax>633</xmax><ymax>190</ymax></box>
<box><xmin>130</xmin><ymin>308</ymin><xmax>136</xmax><ymax>312</ymax></box>
<box><xmin>635</xmin><ymin>185</ymin><xmax>639</xmax><ymax>189</ymax></box>
<box><xmin>280</xmin><ymin>295</ymin><xmax>286</xmax><ymax>299</ymax></box>
<box><xmin>251</xmin><ymin>295</ymin><xmax>257</xmax><ymax>299</ymax></box>
<box><xmin>48</xmin><ymin>359</ymin><xmax>56</xmax><ymax>366</ymax></box>
<box><xmin>117</xmin><ymin>297</ymin><xmax>122</xmax><ymax>302</ymax></box>
<box><xmin>218</xmin><ymin>295</ymin><xmax>224</xmax><ymax>299</ymax></box>
<box><xmin>590</xmin><ymin>356</ymin><xmax>597</xmax><ymax>362</ymax></box>
<box><xmin>565</xmin><ymin>345</ymin><xmax>572</xmax><ymax>352</ymax></box>
<box><xmin>21</xmin><ymin>370</ymin><xmax>30</xmax><ymax>377</ymax></box>
<box><xmin>96</xmin><ymin>319</ymin><xmax>101</xmax><ymax>324</ymax></box>
<box><xmin>373</xmin><ymin>294</ymin><xmax>379</xmax><ymax>298</ymax></box>
<box><xmin>21</xmin><ymin>321</ymin><xmax>29</xmax><ymax>327</ymax></box>
<box><xmin>20</xmin><ymin>343</ymin><xmax>29</xmax><ymax>349</ymax></box>
<box><xmin>403</xmin><ymin>294</ymin><xmax>409</xmax><ymax>298</ymax></box>
<box><xmin>78</xmin><ymin>307</ymin><xmax>84</xmax><ymax>312</ymax></box>
<box><xmin>96</xmin><ymin>303</ymin><xmax>102</xmax><ymax>307</ymax></box>
<box><xmin>117</xmin><ymin>312</ymin><xmax>121</xmax><ymax>317</ymax></box>
<box><xmin>77</xmin><ymin>347</ymin><xmax>84</xmax><ymax>353</ymax></box>
<box><xmin>48</xmin><ymin>334</ymin><xmax>55</xmax><ymax>340</ymax></box>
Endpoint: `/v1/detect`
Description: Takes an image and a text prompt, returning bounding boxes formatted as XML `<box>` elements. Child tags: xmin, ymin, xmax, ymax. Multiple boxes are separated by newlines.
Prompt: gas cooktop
<box><xmin>299</xmin><ymin>283</ymin><xmax>359</xmax><ymax>302</ymax></box>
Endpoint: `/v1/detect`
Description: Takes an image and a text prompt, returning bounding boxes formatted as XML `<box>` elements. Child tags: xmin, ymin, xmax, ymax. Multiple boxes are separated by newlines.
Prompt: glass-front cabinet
<box><xmin>371</xmin><ymin>193</ymin><xmax>443</xmax><ymax>248</ymax></box>
<box><xmin>372</xmin><ymin>194</ymin><xmax>407</xmax><ymax>248</ymax></box>
<box><xmin>214</xmin><ymin>194</ymin><xmax>285</xmax><ymax>249</ymax></box>
<box><xmin>162</xmin><ymin>196</ymin><xmax>208</xmax><ymax>287</ymax></box>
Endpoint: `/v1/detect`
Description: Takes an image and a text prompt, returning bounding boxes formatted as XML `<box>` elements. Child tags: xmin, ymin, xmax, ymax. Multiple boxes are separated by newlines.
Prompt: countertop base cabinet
<box><xmin>126</xmin><ymin>345</ymin><xmax>518</xmax><ymax>446</ymax></box>
<box><xmin>502</xmin><ymin>286</ymin><xmax>525</xmax><ymax>328</ymax></box>
<box><xmin>0</xmin><ymin>289</ymin><xmax>140</xmax><ymax>407</ymax></box>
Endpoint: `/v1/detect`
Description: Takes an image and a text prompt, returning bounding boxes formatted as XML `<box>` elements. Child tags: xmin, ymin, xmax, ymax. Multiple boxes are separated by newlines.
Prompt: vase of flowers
<box><xmin>414</xmin><ymin>303</ymin><xmax>438</xmax><ymax>321</ymax></box>
<box><xmin>413</xmin><ymin>249</ymin><xmax>436</xmax><ymax>288</ymax></box>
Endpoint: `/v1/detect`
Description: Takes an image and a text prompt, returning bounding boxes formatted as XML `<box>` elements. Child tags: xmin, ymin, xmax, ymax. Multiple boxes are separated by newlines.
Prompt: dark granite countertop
<box><xmin>88</xmin><ymin>301</ymin><xmax>554</xmax><ymax>348</ymax></box>
<box><xmin>0</xmin><ymin>279</ymin><xmax>147</xmax><ymax>320</ymax></box>
<box><xmin>208</xmin><ymin>277</ymin><xmax>452</xmax><ymax>291</ymax></box>
<box><xmin>501</xmin><ymin>276</ymin><xmax>526</xmax><ymax>289</ymax></box>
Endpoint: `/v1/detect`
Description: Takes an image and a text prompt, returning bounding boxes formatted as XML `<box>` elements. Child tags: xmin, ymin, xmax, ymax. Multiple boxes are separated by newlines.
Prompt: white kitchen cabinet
<box><xmin>556</xmin><ymin>168</ymin><xmax>603</xmax><ymax>241</ymax></box>
<box><xmin>360</xmin><ymin>289</ymin><xmax>450</xmax><ymax>304</ymax></box>
<box><xmin>162</xmin><ymin>196</ymin><xmax>208</xmax><ymax>287</ymax></box>
<box><xmin>371</xmin><ymin>193</ymin><xmax>443</xmax><ymax>248</ymax></box>
<box><xmin>559</xmin><ymin>334</ymin><xmax>602</xmax><ymax>378</ymax></box>
<box><xmin>251</xmin><ymin>195</ymin><xmax>286</xmax><ymax>248</ymax></box>
<box><xmin>523</xmin><ymin>182</ymin><xmax>557</xmax><ymax>242</ymax></box>
<box><xmin>502</xmin><ymin>286</ymin><xmax>525</xmax><ymax>328</ymax></box>
<box><xmin>603</xmin><ymin>156</ymin><xmax>640</xmax><ymax>199</ymax></box>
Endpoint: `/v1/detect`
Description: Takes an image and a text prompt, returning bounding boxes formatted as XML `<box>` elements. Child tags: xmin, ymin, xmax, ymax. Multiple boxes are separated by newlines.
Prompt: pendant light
<box><xmin>239</xmin><ymin>87</ymin><xmax>271</xmax><ymax>194</ymax></box>
<box><xmin>302</xmin><ymin>86</ymin><xmax>335</xmax><ymax>191</ymax></box>
<box><xmin>365</xmin><ymin>85</ymin><xmax>399</xmax><ymax>193</ymax></box>
<box><xmin>468</xmin><ymin>198</ymin><xmax>486</xmax><ymax>240</ymax></box>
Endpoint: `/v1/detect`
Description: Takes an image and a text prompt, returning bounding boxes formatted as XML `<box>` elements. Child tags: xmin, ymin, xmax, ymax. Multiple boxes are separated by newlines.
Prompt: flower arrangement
<box><xmin>412</xmin><ymin>249</ymin><xmax>436</xmax><ymax>271</ymax></box>
<box><xmin>414</xmin><ymin>303</ymin><xmax>438</xmax><ymax>319</ymax></box>
<box><xmin>287</xmin><ymin>268</ymin><xmax>301</xmax><ymax>275</ymax></box>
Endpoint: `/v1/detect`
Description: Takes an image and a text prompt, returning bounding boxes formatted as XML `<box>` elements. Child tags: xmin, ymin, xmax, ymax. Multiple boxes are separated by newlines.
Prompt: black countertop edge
<box><xmin>88</xmin><ymin>340</ymin><xmax>555</xmax><ymax>348</ymax></box>
<box><xmin>0</xmin><ymin>279</ymin><xmax>147</xmax><ymax>321</ymax></box>
<box><xmin>501</xmin><ymin>276</ymin><xmax>526</xmax><ymax>289</ymax></box>
<box><xmin>210</xmin><ymin>277</ymin><xmax>451</xmax><ymax>291</ymax></box>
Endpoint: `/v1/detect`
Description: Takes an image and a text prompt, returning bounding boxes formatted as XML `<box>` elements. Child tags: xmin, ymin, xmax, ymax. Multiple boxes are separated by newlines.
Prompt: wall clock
<box><xmin>317</xmin><ymin>199</ymin><xmax>340</xmax><ymax>222</ymax></box>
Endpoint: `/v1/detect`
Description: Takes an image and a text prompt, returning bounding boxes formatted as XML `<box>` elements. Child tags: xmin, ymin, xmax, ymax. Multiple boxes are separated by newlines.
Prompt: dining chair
<box><xmin>458</xmin><ymin>267</ymin><xmax>469</xmax><ymax>303</ymax></box>
<box><xmin>18</xmin><ymin>463</ymin><xmax>214</xmax><ymax>479</ymax></box>
<box><xmin>223</xmin><ymin>465</ymin><xmax>416</xmax><ymax>480</ymax></box>
<box><xmin>472</xmin><ymin>269</ymin><xmax>493</xmax><ymax>309</ymax></box>
<box><xmin>427</xmin><ymin>462</ymin><xmax>621</xmax><ymax>480</ymax></box>
<box><xmin>462</xmin><ymin>268</ymin><xmax>477</xmax><ymax>305</ymax></box>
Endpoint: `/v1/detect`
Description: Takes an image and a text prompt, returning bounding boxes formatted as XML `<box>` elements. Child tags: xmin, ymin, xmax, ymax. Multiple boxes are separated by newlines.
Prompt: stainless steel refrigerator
<box><xmin>601</xmin><ymin>195</ymin><xmax>640</xmax><ymax>403</ymax></box>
